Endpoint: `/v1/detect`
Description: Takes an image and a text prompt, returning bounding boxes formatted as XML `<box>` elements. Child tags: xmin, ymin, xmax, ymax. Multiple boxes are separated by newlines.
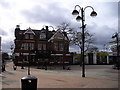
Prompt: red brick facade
<box><xmin>13</xmin><ymin>25</ymin><xmax>73</xmax><ymax>66</ymax></box>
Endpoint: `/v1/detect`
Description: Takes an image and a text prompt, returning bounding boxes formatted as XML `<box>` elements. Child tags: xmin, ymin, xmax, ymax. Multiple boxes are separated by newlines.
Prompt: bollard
<box><xmin>21</xmin><ymin>76</ymin><xmax>37</xmax><ymax>90</ymax></box>
<box><xmin>13</xmin><ymin>65</ymin><xmax>17</xmax><ymax>70</ymax></box>
<box><xmin>2</xmin><ymin>65</ymin><xmax>5</xmax><ymax>72</ymax></box>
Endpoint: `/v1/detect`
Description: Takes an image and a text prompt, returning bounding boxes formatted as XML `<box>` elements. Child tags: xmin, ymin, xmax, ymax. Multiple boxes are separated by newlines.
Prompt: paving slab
<box><xmin>0</xmin><ymin>61</ymin><xmax>119</xmax><ymax>89</ymax></box>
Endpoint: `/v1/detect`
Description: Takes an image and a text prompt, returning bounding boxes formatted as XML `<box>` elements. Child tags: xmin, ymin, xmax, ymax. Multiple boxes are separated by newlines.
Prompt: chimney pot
<box><xmin>16</xmin><ymin>25</ymin><xmax>20</xmax><ymax>28</ymax></box>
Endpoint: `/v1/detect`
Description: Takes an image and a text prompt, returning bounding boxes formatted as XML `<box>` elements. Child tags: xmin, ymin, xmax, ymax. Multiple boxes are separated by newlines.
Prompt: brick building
<box><xmin>13</xmin><ymin>25</ymin><xmax>73</xmax><ymax>66</ymax></box>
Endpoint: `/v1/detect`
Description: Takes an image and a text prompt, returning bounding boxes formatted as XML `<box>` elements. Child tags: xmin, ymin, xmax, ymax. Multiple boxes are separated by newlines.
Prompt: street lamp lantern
<box><xmin>72</xmin><ymin>5</ymin><xmax>97</xmax><ymax>77</ymax></box>
<box><xmin>112</xmin><ymin>33</ymin><xmax>117</xmax><ymax>39</ymax></box>
<box><xmin>112</xmin><ymin>32</ymin><xmax>119</xmax><ymax>70</ymax></box>
<box><xmin>76</xmin><ymin>16</ymin><xmax>82</xmax><ymax>21</ymax></box>
<box><xmin>72</xmin><ymin>10</ymin><xmax>79</xmax><ymax>15</ymax></box>
<box><xmin>90</xmin><ymin>11</ymin><xmax>97</xmax><ymax>17</ymax></box>
<box><xmin>10</xmin><ymin>45</ymin><xmax>14</xmax><ymax>51</ymax></box>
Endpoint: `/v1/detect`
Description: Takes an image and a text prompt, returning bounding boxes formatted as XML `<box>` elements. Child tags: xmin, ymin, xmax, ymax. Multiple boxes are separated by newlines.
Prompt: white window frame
<box><xmin>43</xmin><ymin>44</ymin><xmax>46</xmax><ymax>50</ymax></box>
<box><xmin>25</xmin><ymin>34</ymin><xmax>29</xmax><ymax>39</ymax></box>
<box><xmin>38</xmin><ymin>43</ymin><xmax>42</xmax><ymax>50</ymax></box>
<box><xmin>30</xmin><ymin>34</ymin><xmax>34</xmax><ymax>39</ymax></box>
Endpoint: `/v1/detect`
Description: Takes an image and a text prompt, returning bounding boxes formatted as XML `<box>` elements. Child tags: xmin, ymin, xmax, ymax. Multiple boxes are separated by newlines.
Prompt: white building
<box><xmin>72</xmin><ymin>52</ymin><xmax>110</xmax><ymax>65</ymax></box>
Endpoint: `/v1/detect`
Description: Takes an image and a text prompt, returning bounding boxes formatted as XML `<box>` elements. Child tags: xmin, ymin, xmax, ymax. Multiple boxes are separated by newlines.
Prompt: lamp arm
<box><xmin>74</xmin><ymin>5</ymin><xmax>82</xmax><ymax>10</ymax></box>
<box><xmin>48</xmin><ymin>26</ymin><xmax>54</xmax><ymax>31</ymax></box>
<box><xmin>74</xmin><ymin>5</ymin><xmax>82</xmax><ymax>13</ymax></box>
<box><xmin>84</xmin><ymin>6</ymin><xmax>94</xmax><ymax>11</ymax></box>
<box><xmin>83</xmin><ymin>6</ymin><xmax>95</xmax><ymax>21</ymax></box>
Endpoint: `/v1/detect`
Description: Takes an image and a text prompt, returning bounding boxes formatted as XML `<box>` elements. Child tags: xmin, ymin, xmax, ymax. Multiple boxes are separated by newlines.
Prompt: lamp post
<box><xmin>112</xmin><ymin>32</ymin><xmax>119</xmax><ymax>70</ymax></box>
<box><xmin>72</xmin><ymin>5</ymin><xmax>97</xmax><ymax>77</ymax></box>
<box><xmin>21</xmin><ymin>46</ymin><xmax>24</xmax><ymax>69</ymax></box>
<box><xmin>10</xmin><ymin>45</ymin><xmax>14</xmax><ymax>59</ymax></box>
<box><xmin>28</xmin><ymin>46</ymin><xmax>30</xmax><ymax>75</ymax></box>
<box><xmin>112</xmin><ymin>33</ymin><xmax>119</xmax><ymax>56</ymax></box>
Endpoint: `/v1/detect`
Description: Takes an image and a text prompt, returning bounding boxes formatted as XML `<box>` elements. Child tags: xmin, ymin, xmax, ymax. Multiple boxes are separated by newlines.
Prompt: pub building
<box><xmin>13</xmin><ymin>25</ymin><xmax>73</xmax><ymax>67</ymax></box>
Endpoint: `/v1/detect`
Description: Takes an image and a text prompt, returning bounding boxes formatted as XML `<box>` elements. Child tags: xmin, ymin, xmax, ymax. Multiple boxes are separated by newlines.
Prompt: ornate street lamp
<box><xmin>28</xmin><ymin>46</ymin><xmax>30</xmax><ymax>75</ymax></box>
<box><xmin>112</xmin><ymin>33</ymin><xmax>119</xmax><ymax>56</ymax></box>
<box><xmin>112</xmin><ymin>32</ymin><xmax>119</xmax><ymax>70</ymax></box>
<box><xmin>72</xmin><ymin>5</ymin><xmax>97</xmax><ymax>77</ymax></box>
<box><xmin>10</xmin><ymin>44</ymin><xmax>14</xmax><ymax>57</ymax></box>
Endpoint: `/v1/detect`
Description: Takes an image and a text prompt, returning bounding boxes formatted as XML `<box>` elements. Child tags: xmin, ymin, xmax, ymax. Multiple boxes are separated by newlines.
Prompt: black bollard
<box><xmin>21</xmin><ymin>76</ymin><xmax>37</xmax><ymax>90</ymax></box>
<box><xmin>13</xmin><ymin>65</ymin><xmax>17</xmax><ymax>70</ymax></box>
<box><xmin>2</xmin><ymin>65</ymin><xmax>5</xmax><ymax>72</ymax></box>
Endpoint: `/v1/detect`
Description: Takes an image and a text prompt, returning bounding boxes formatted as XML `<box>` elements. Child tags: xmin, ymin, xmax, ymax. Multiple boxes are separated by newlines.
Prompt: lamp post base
<box><xmin>82</xmin><ymin>74</ymin><xmax>85</xmax><ymax>77</ymax></box>
<box><xmin>21</xmin><ymin>66</ymin><xmax>24</xmax><ymax>69</ymax></box>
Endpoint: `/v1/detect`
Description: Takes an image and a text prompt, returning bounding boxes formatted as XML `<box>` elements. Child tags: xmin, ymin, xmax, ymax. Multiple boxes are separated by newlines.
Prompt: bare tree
<box><xmin>70</xmin><ymin>30</ymin><xmax>95</xmax><ymax>53</ymax></box>
<box><xmin>57</xmin><ymin>22</ymin><xmax>95</xmax><ymax>53</ymax></box>
<box><xmin>87</xmin><ymin>45</ymin><xmax>99</xmax><ymax>53</ymax></box>
<box><xmin>57</xmin><ymin>22</ymin><xmax>73</xmax><ymax>32</ymax></box>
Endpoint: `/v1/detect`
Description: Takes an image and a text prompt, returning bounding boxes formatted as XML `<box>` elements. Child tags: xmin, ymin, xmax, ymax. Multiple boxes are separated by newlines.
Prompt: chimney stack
<box><xmin>46</xmin><ymin>26</ymin><xmax>48</xmax><ymax>31</ymax></box>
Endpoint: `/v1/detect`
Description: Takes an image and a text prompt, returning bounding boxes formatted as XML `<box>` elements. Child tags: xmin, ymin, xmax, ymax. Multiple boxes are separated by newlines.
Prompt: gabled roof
<box><xmin>48</xmin><ymin>30</ymin><xmax>68</xmax><ymax>42</ymax></box>
<box><xmin>24</xmin><ymin>27</ymin><xmax>35</xmax><ymax>35</ymax></box>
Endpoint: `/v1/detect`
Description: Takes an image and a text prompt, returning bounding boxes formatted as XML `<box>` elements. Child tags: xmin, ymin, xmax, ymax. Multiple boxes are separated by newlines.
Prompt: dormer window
<box><xmin>40</xmin><ymin>32</ymin><xmax>46</xmax><ymax>39</ymax></box>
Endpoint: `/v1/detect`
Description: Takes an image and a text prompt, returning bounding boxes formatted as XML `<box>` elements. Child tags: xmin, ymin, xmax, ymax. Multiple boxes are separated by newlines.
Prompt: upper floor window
<box><xmin>21</xmin><ymin>43</ymin><xmax>34</xmax><ymax>50</ymax></box>
<box><xmin>29</xmin><ymin>43</ymin><xmax>34</xmax><ymax>50</ymax></box>
<box><xmin>30</xmin><ymin>34</ymin><xmax>34</xmax><ymax>39</ymax></box>
<box><xmin>25</xmin><ymin>34</ymin><xmax>34</xmax><ymax>39</ymax></box>
<box><xmin>54</xmin><ymin>43</ymin><xmax>58</xmax><ymax>51</ymax></box>
<box><xmin>38</xmin><ymin>44</ymin><xmax>42</xmax><ymax>50</ymax></box>
<box><xmin>43</xmin><ymin>44</ymin><xmax>46</xmax><ymax>50</ymax></box>
<box><xmin>59</xmin><ymin>43</ymin><xmax>64</xmax><ymax>51</ymax></box>
<box><xmin>38</xmin><ymin>43</ymin><xmax>46</xmax><ymax>50</ymax></box>
<box><xmin>54</xmin><ymin>42</ymin><xmax>64</xmax><ymax>51</ymax></box>
<box><xmin>40</xmin><ymin>33</ymin><xmax>46</xmax><ymax>39</ymax></box>
<box><xmin>23</xmin><ymin>43</ymin><xmax>28</xmax><ymax>50</ymax></box>
<box><xmin>25</xmin><ymin>34</ymin><xmax>29</xmax><ymax>39</ymax></box>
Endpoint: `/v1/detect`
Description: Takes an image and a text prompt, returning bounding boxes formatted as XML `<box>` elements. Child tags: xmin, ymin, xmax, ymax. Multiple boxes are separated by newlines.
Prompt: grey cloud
<box><xmin>98</xmin><ymin>2</ymin><xmax>118</xmax><ymax>18</ymax></box>
<box><xmin>0</xmin><ymin>28</ymin><xmax>8</xmax><ymax>36</ymax></box>
<box><xmin>1</xmin><ymin>41</ymin><xmax>11</xmax><ymax>53</ymax></box>
<box><xmin>119</xmin><ymin>2</ymin><xmax>120</xmax><ymax>15</ymax></box>
<box><xmin>20</xmin><ymin>2</ymin><xmax>118</xmax><ymax>51</ymax></box>
<box><xmin>87</xmin><ymin>24</ymin><xmax>117</xmax><ymax>49</ymax></box>
<box><xmin>21</xmin><ymin>3</ymin><xmax>70</xmax><ymax>26</ymax></box>
<box><xmin>118</xmin><ymin>2</ymin><xmax>120</xmax><ymax>33</ymax></box>
<box><xmin>107</xmin><ymin>2</ymin><xmax>118</xmax><ymax>17</ymax></box>
<box><xmin>0</xmin><ymin>0</ymin><xmax>10</xmax><ymax>8</ymax></box>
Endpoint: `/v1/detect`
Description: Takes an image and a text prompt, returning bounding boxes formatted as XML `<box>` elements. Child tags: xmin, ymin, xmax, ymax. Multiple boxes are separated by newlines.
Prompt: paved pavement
<box><xmin>0</xmin><ymin>61</ymin><xmax>119</xmax><ymax>89</ymax></box>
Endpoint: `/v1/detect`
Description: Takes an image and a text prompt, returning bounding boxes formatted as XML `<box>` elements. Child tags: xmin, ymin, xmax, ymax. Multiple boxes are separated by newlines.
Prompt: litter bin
<box><xmin>21</xmin><ymin>76</ymin><xmax>37</xmax><ymax>90</ymax></box>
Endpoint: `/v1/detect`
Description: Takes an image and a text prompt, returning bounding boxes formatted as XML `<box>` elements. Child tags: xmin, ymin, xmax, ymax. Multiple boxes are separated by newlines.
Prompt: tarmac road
<box><xmin>0</xmin><ymin>61</ymin><xmax>119</xmax><ymax>89</ymax></box>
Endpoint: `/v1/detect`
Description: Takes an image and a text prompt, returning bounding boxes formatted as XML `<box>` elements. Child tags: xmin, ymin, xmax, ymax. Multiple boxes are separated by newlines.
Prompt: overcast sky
<box><xmin>0</xmin><ymin>0</ymin><xmax>119</xmax><ymax>53</ymax></box>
